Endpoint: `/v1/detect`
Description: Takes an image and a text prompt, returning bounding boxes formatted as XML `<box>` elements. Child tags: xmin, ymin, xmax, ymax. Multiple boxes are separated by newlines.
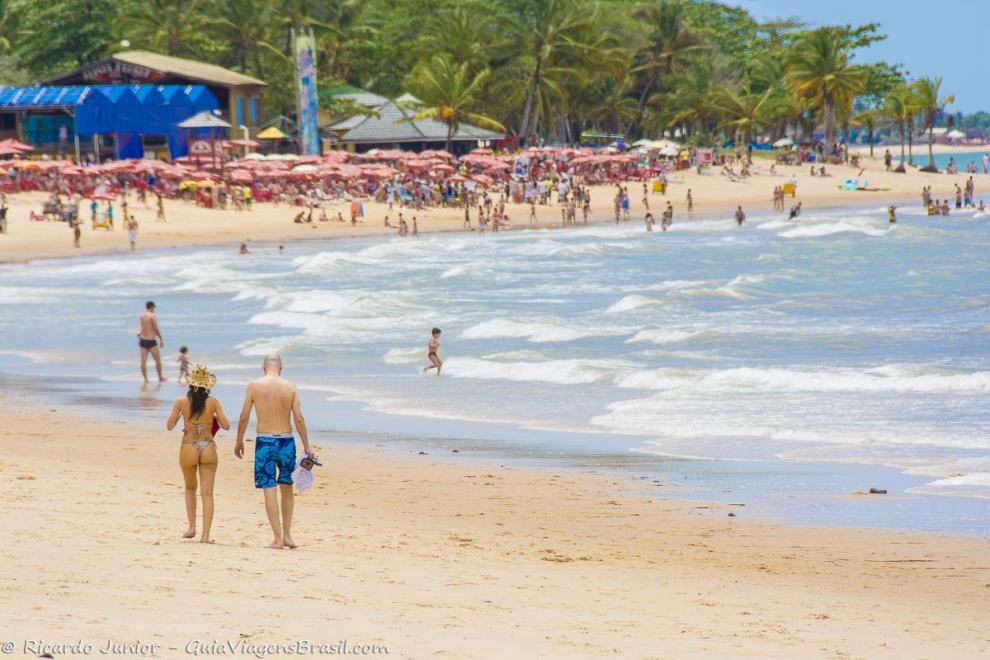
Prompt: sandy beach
<box><xmin>1</xmin><ymin>152</ymin><xmax>986</xmax><ymax>263</ymax></box>
<box><xmin>0</xmin><ymin>396</ymin><xmax>986</xmax><ymax>658</ymax></box>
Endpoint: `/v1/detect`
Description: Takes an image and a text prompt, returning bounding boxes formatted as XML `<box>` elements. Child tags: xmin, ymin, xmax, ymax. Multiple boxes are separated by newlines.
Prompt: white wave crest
<box><xmin>460</xmin><ymin>318</ymin><xmax>603</xmax><ymax>343</ymax></box>
<box><xmin>604</xmin><ymin>294</ymin><xmax>663</xmax><ymax>314</ymax></box>
<box><xmin>779</xmin><ymin>220</ymin><xmax>888</xmax><ymax>239</ymax></box>
<box><xmin>625</xmin><ymin>329</ymin><xmax>703</xmax><ymax>345</ymax></box>
<box><xmin>444</xmin><ymin>356</ymin><xmax>626</xmax><ymax>385</ymax></box>
<box><xmin>616</xmin><ymin>365</ymin><xmax>990</xmax><ymax>393</ymax></box>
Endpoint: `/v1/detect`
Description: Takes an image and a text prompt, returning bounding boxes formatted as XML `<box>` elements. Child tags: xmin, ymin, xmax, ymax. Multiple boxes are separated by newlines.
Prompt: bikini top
<box><xmin>184</xmin><ymin>409</ymin><xmax>212</xmax><ymax>439</ymax></box>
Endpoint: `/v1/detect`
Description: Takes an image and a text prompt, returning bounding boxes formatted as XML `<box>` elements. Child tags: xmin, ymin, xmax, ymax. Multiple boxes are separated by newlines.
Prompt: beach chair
<box><xmin>92</xmin><ymin>212</ymin><xmax>112</xmax><ymax>231</ymax></box>
<box><xmin>782</xmin><ymin>182</ymin><xmax>797</xmax><ymax>197</ymax></box>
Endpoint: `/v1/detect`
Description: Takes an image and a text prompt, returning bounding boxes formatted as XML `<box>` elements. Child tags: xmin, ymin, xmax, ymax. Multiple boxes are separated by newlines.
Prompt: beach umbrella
<box><xmin>256</xmin><ymin>126</ymin><xmax>288</xmax><ymax>140</ymax></box>
<box><xmin>773</xmin><ymin>137</ymin><xmax>794</xmax><ymax>148</ymax></box>
<box><xmin>0</xmin><ymin>139</ymin><xmax>34</xmax><ymax>152</ymax></box>
<box><xmin>421</xmin><ymin>149</ymin><xmax>454</xmax><ymax>161</ymax></box>
<box><xmin>469</xmin><ymin>147</ymin><xmax>493</xmax><ymax>156</ymax></box>
<box><xmin>229</xmin><ymin>138</ymin><xmax>260</xmax><ymax>149</ymax></box>
<box><xmin>292</xmin><ymin>164</ymin><xmax>318</xmax><ymax>173</ymax></box>
<box><xmin>0</xmin><ymin>145</ymin><xmax>23</xmax><ymax>157</ymax></box>
<box><xmin>228</xmin><ymin>170</ymin><xmax>253</xmax><ymax>184</ymax></box>
<box><xmin>946</xmin><ymin>129</ymin><xmax>966</xmax><ymax>140</ymax></box>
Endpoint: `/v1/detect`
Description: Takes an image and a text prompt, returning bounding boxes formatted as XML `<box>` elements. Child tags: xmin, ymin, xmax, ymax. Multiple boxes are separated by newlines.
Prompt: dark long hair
<box><xmin>188</xmin><ymin>386</ymin><xmax>209</xmax><ymax>418</ymax></box>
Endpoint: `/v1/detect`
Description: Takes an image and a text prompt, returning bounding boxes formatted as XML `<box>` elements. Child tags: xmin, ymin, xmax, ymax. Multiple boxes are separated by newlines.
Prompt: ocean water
<box><xmin>901</xmin><ymin>150</ymin><xmax>988</xmax><ymax>172</ymax></box>
<box><xmin>1</xmin><ymin>203</ymin><xmax>989</xmax><ymax>533</ymax></box>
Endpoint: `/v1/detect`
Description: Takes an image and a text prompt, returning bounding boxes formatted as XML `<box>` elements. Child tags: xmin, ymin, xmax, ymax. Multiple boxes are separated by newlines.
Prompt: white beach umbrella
<box><xmin>946</xmin><ymin>129</ymin><xmax>966</xmax><ymax>139</ymax></box>
<box><xmin>773</xmin><ymin>137</ymin><xmax>794</xmax><ymax>148</ymax></box>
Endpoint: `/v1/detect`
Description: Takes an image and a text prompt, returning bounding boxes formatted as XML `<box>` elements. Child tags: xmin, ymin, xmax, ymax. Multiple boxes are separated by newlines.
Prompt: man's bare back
<box><xmin>234</xmin><ymin>355</ymin><xmax>312</xmax><ymax>460</ymax></box>
<box><xmin>246</xmin><ymin>375</ymin><xmax>297</xmax><ymax>435</ymax></box>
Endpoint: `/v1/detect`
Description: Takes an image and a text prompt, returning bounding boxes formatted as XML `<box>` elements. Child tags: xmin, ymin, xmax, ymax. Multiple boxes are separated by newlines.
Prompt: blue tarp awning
<box><xmin>0</xmin><ymin>83</ymin><xmax>221</xmax><ymax>159</ymax></box>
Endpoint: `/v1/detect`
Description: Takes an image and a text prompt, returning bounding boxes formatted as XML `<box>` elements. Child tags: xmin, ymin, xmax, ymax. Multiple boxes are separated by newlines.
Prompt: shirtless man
<box><xmin>234</xmin><ymin>354</ymin><xmax>315</xmax><ymax>549</ymax></box>
<box><xmin>138</xmin><ymin>301</ymin><xmax>165</xmax><ymax>383</ymax></box>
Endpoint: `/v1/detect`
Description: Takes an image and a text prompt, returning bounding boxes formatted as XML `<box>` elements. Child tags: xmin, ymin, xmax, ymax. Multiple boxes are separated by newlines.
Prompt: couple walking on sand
<box><xmin>166</xmin><ymin>353</ymin><xmax>316</xmax><ymax>549</ymax></box>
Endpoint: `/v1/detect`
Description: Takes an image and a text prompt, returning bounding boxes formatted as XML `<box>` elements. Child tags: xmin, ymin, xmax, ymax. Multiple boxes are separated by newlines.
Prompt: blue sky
<box><xmin>739</xmin><ymin>0</ymin><xmax>989</xmax><ymax>113</ymax></box>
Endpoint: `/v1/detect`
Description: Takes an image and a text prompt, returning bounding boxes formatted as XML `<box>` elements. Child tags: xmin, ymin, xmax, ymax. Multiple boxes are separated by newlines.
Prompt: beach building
<box><xmin>43</xmin><ymin>50</ymin><xmax>265</xmax><ymax>136</ymax></box>
<box><xmin>0</xmin><ymin>84</ymin><xmax>220</xmax><ymax>160</ymax></box>
<box><xmin>327</xmin><ymin>96</ymin><xmax>504</xmax><ymax>153</ymax></box>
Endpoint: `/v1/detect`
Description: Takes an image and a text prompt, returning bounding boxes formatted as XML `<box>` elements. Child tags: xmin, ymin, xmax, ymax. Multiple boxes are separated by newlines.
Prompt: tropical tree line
<box><xmin>0</xmin><ymin>0</ymin><xmax>960</xmax><ymax>167</ymax></box>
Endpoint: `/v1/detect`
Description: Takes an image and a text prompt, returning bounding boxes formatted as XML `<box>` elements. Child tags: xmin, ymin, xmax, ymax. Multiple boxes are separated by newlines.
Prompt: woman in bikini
<box><xmin>166</xmin><ymin>364</ymin><xmax>230</xmax><ymax>543</ymax></box>
<box><xmin>422</xmin><ymin>327</ymin><xmax>443</xmax><ymax>376</ymax></box>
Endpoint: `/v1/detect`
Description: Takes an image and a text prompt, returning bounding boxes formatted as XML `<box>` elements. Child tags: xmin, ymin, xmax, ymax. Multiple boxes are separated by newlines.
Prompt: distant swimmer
<box><xmin>644</xmin><ymin>212</ymin><xmax>654</xmax><ymax>232</ymax></box>
<box><xmin>661</xmin><ymin>202</ymin><xmax>673</xmax><ymax>231</ymax></box>
<box><xmin>734</xmin><ymin>205</ymin><xmax>746</xmax><ymax>227</ymax></box>
<box><xmin>138</xmin><ymin>300</ymin><xmax>166</xmax><ymax>383</ymax></box>
<box><xmin>166</xmin><ymin>364</ymin><xmax>230</xmax><ymax>543</ymax></box>
<box><xmin>422</xmin><ymin>327</ymin><xmax>443</xmax><ymax>376</ymax></box>
<box><xmin>788</xmin><ymin>201</ymin><xmax>802</xmax><ymax>220</ymax></box>
<box><xmin>239</xmin><ymin>242</ymin><xmax>250</xmax><ymax>254</ymax></box>
<box><xmin>888</xmin><ymin>205</ymin><xmax>897</xmax><ymax>224</ymax></box>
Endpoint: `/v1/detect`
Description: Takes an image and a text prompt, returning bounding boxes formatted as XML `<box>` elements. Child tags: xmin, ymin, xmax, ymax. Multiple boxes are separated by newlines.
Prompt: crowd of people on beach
<box><xmin>0</xmin><ymin>141</ymin><xmax>986</xmax><ymax>252</ymax></box>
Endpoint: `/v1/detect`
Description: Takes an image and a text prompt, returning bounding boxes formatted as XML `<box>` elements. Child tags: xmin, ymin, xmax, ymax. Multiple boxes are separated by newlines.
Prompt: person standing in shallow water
<box><xmin>138</xmin><ymin>301</ymin><xmax>165</xmax><ymax>383</ymax></box>
<box><xmin>423</xmin><ymin>327</ymin><xmax>443</xmax><ymax>376</ymax></box>
<box><xmin>735</xmin><ymin>205</ymin><xmax>746</xmax><ymax>227</ymax></box>
<box><xmin>166</xmin><ymin>364</ymin><xmax>230</xmax><ymax>543</ymax></box>
<box><xmin>235</xmin><ymin>354</ymin><xmax>315</xmax><ymax>550</ymax></box>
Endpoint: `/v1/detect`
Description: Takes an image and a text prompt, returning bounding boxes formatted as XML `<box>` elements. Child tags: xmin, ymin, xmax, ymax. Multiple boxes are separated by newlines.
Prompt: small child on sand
<box><xmin>422</xmin><ymin>328</ymin><xmax>443</xmax><ymax>376</ymax></box>
<box><xmin>177</xmin><ymin>346</ymin><xmax>190</xmax><ymax>383</ymax></box>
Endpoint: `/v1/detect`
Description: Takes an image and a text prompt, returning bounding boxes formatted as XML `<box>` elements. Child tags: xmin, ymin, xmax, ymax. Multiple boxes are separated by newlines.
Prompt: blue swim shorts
<box><xmin>255</xmin><ymin>435</ymin><xmax>296</xmax><ymax>489</ymax></box>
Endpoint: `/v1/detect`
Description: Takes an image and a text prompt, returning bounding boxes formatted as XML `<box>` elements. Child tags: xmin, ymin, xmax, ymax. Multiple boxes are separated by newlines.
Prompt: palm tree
<box><xmin>913</xmin><ymin>76</ymin><xmax>954</xmax><ymax>172</ymax></box>
<box><xmin>415</xmin><ymin>4</ymin><xmax>498</xmax><ymax>76</ymax></box>
<box><xmin>402</xmin><ymin>55</ymin><xmax>506</xmax><ymax>153</ymax></box>
<box><xmin>120</xmin><ymin>0</ymin><xmax>208</xmax><ymax>56</ymax></box>
<box><xmin>882</xmin><ymin>83</ymin><xmax>919</xmax><ymax>172</ymax></box>
<box><xmin>512</xmin><ymin>0</ymin><xmax>609</xmax><ymax>144</ymax></box>
<box><xmin>714</xmin><ymin>86</ymin><xmax>772</xmax><ymax>163</ymax></box>
<box><xmin>314</xmin><ymin>0</ymin><xmax>376</xmax><ymax>82</ymax></box>
<box><xmin>653</xmin><ymin>61</ymin><xmax>719</xmax><ymax>139</ymax></box>
<box><xmin>854</xmin><ymin>107</ymin><xmax>885</xmax><ymax>158</ymax></box>
<box><xmin>208</xmin><ymin>0</ymin><xmax>286</xmax><ymax>73</ymax></box>
<box><xmin>633</xmin><ymin>0</ymin><xmax>704</xmax><ymax>129</ymax></box>
<box><xmin>581</xmin><ymin>73</ymin><xmax>638</xmax><ymax>134</ymax></box>
<box><xmin>787</xmin><ymin>28</ymin><xmax>865</xmax><ymax>158</ymax></box>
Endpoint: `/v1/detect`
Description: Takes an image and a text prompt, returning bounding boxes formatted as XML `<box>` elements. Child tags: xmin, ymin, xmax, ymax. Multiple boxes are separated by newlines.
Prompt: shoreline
<box><xmin>5</xmin><ymin>351</ymin><xmax>988</xmax><ymax>537</ymax></box>
<box><xmin>2</xmin><ymin>394</ymin><xmax>988</xmax><ymax>657</ymax></box>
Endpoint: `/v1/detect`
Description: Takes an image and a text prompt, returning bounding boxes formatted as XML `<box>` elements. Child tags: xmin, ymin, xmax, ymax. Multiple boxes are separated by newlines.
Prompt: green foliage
<box><xmin>0</xmin><ymin>0</ymin><xmax>964</xmax><ymax>146</ymax></box>
<box><xmin>9</xmin><ymin>0</ymin><xmax>120</xmax><ymax>76</ymax></box>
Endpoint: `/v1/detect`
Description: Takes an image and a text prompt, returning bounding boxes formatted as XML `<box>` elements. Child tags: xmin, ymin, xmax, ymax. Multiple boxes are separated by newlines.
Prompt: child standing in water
<box><xmin>422</xmin><ymin>328</ymin><xmax>443</xmax><ymax>376</ymax></box>
<box><xmin>177</xmin><ymin>346</ymin><xmax>190</xmax><ymax>383</ymax></box>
